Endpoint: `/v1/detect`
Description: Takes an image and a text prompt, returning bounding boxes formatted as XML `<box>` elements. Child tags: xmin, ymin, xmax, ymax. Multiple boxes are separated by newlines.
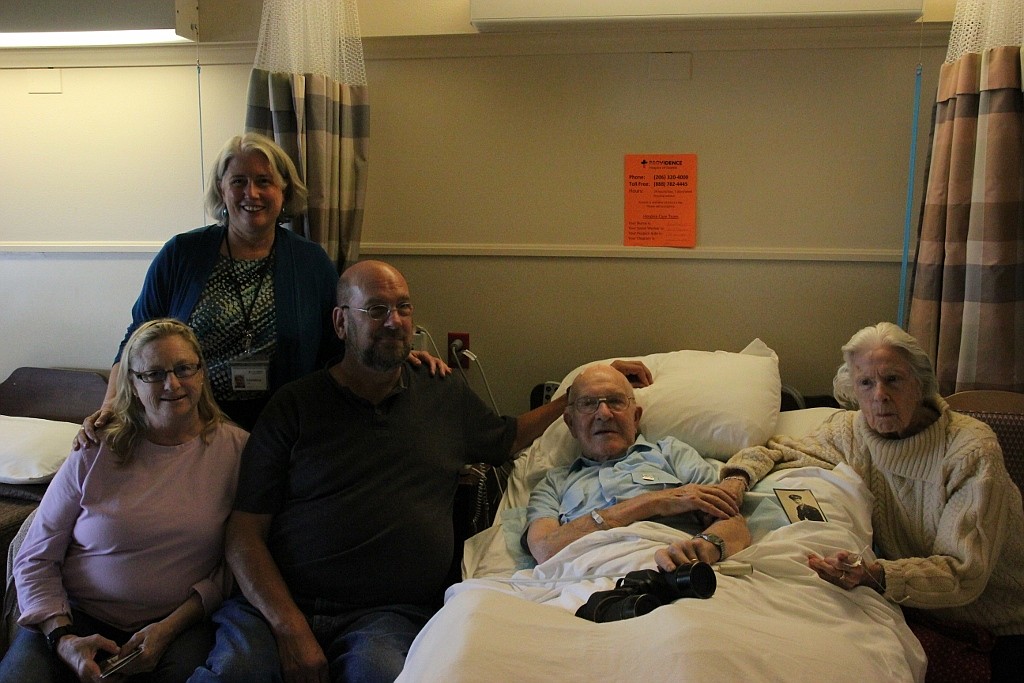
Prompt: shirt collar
<box><xmin>325</xmin><ymin>359</ymin><xmax>409</xmax><ymax>406</ymax></box>
<box><xmin>568</xmin><ymin>433</ymin><xmax>656</xmax><ymax>471</ymax></box>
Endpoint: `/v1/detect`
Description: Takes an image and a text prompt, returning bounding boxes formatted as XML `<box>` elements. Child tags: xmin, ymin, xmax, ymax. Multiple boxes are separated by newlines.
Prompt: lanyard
<box><xmin>224</xmin><ymin>234</ymin><xmax>275</xmax><ymax>354</ymax></box>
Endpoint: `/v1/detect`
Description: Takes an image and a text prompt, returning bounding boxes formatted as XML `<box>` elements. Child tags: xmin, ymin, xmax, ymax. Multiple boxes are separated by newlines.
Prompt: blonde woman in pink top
<box><xmin>0</xmin><ymin>319</ymin><xmax>247</xmax><ymax>683</ymax></box>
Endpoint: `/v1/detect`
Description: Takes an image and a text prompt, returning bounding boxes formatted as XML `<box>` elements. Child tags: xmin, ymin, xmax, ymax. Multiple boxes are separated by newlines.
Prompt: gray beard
<box><xmin>360</xmin><ymin>339</ymin><xmax>412</xmax><ymax>372</ymax></box>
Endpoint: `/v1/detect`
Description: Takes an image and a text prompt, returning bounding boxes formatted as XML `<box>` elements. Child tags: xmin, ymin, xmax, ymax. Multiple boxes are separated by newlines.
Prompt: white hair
<box><xmin>832</xmin><ymin>322</ymin><xmax>938</xmax><ymax>408</ymax></box>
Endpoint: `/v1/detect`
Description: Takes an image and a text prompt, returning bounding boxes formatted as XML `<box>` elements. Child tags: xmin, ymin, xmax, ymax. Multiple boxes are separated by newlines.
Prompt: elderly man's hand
<box><xmin>609</xmin><ymin>360</ymin><xmax>653</xmax><ymax>388</ymax></box>
<box><xmin>655</xmin><ymin>537</ymin><xmax>721</xmax><ymax>572</ymax></box>
<box><xmin>649</xmin><ymin>484</ymin><xmax>739</xmax><ymax>520</ymax></box>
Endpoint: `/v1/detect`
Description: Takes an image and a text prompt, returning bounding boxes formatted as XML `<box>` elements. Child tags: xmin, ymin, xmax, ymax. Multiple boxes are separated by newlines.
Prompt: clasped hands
<box><xmin>808</xmin><ymin>551</ymin><xmax>886</xmax><ymax>593</ymax></box>
<box><xmin>647</xmin><ymin>483</ymin><xmax>738</xmax><ymax>521</ymax></box>
<box><xmin>648</xmin><ymin>484</ymin><xmax>737</xmax><ymax>571</ymax></box>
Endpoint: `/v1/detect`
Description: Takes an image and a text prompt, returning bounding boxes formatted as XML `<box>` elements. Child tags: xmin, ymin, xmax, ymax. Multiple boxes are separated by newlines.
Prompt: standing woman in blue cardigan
<box><xmin>75</xmin><ymin>133</ymin><xmax>441</xmax><ymax>437</ymax></box>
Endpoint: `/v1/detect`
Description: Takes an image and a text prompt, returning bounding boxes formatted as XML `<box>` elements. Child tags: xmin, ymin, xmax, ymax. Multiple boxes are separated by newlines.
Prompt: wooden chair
<box><xmin>945</xmin><ymin>390</ymin><xmax>1024</xmax><ymax>496</ymax></box>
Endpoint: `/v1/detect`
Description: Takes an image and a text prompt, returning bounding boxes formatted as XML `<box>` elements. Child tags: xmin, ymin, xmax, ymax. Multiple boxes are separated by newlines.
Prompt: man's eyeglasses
<box><xmin>131</xmin><ymin>363</ymin><xmax>203</xmax><ymax>384</ymax></box>
<box><xmin>571</xmin><ymin>395</ymin><xmax>634</xmax><ymax>414</ymax></box>
<box><xmin>342</xmin><ymin>303</ymin><xmax>414</xmax><ymax>321</ymax></box>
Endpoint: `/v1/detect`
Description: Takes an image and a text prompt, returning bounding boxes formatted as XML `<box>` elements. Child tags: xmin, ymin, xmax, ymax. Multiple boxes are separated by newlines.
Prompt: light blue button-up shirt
<box><xmin>526</xmin><ymin>435</ymin><xmax>719</xmax><ymax>527</ymax></box>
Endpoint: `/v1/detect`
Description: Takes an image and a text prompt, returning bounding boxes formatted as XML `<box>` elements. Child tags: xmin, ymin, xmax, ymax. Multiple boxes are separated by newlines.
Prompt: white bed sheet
<box><xmin>400</xmin><ymin>450</ymin><xmax>926</xmax><ymax>681</ymax></box>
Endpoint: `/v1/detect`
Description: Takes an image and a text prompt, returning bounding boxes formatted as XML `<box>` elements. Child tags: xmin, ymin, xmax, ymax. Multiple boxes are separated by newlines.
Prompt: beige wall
<box><xmin>0</xmin><ymin>6</ymin><xmax>952</xmax><ymax>414</ymax></box>
<box><xmin>354</xmin><ymin>22</ymin><xmax>948</xmax><ymax>412</ymax></box>
<box><xmin>922</xmin><ymin>0</ymin><xmax>956</xmax><ymax>22</ymax></box>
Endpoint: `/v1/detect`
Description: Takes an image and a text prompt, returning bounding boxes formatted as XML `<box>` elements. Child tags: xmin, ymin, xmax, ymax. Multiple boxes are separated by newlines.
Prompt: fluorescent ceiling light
<box><xmin>0</xmin><ymin>29</ymin><xmax>190</xmax><ymax>48</ymax></box>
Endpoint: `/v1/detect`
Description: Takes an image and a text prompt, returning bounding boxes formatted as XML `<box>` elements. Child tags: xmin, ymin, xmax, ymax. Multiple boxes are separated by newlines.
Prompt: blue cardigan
<box><xmin>116</xmin><ymin>224</ymin><xmax>342</xmax><ymax>395</ymax></box>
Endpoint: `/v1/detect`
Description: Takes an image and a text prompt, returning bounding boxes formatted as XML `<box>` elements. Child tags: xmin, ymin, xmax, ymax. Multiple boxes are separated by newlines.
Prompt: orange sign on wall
<box><xmin>624</xmin><ymin>154</ymin><xmax>697</xmax><ymax>248</ymax></box>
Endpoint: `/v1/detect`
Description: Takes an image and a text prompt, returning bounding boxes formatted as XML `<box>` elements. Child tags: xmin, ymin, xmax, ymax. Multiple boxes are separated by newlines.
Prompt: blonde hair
<box><xmin>204</xmin><ymin>132</ymin><xmax>308</xmax><ymax>224</ymax></box>
<box><xmin>104</xmin><ymin>319</ymin><xmax>224</xmax><ymax>464</ymax></box>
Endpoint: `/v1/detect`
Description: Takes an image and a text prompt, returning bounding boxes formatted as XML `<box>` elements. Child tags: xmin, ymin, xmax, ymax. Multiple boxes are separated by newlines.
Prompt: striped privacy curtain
<box><xmin>245</xmin><ymin>0</ymin><xmax>369</xmax><ymax>272</ymax></box>
<box><xmin>908</xmin><ymin>0</ymin><xmax>1024</xmax><ymax>394</ymax></box>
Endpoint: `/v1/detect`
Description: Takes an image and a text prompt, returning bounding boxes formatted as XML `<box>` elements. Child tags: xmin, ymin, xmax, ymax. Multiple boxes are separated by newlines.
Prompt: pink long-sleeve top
<box><xmin>15</xmin><ymin>422</ymin><xmax>247</xmax><ymax>632</ymax></box>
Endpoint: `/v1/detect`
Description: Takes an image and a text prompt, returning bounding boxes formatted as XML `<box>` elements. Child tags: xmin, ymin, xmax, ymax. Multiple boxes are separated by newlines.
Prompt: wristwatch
<box><xmin>46</xmin><ymin>624</ymin><xmax>74</xmax><ymax>653</ymax></box>
<box><xmin>693</xmin><ymin>532</ymin><xmax>726</xmax><ymax>562</ymax></box>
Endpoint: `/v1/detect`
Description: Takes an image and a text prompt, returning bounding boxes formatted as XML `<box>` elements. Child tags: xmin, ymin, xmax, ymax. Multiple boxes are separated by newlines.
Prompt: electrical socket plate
<box><xmin>542</xmin><ymin>381</ymin><xmax>560</xmax><ymax>404</ymax></box>
<box><xmin>447</xmin><ymin>332</ymin><xmax>470</xmax><ymax>368</ymax></box>
<box><xmin>412</xmin><ymin>329</ymin><xmax>427</xmax><ymax>352</ymax></box>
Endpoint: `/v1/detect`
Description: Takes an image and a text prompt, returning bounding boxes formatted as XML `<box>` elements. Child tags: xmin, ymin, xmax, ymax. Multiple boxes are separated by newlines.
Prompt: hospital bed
<box><xmin>398</xmin><ymin>342</ymin><xmax>927</xmax><ymax>682</ymax></box>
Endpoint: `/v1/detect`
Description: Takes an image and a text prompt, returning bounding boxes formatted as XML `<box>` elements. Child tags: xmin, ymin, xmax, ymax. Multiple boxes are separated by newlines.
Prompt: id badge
<box><xmin>229</xmin><ymin>357</ymin><xmax>270</xmax><ymax>392</ymax></box>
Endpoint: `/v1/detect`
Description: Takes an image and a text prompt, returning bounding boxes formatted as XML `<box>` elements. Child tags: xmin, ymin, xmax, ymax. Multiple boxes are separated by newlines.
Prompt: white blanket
<box><xmin>399</xmin><ymin>466</ymin><xmax>926</xmax><ymax>682</ymax></box>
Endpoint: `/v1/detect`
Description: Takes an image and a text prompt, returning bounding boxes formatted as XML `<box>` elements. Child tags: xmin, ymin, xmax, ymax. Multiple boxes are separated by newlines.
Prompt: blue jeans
<box><xmin>188</xmin><ymin>596</ymin><xmax>435</xmax><ymax>683</ymax></box>
<box><xmin>0</xmin><ymin>609</ymin><xmax>215</xmax><ymax>683</ymax></box>
<box><xmin>186</xmin><ymin>596</ymin><xmax>281</xmax><ymax>683</ymax></box>
<box><xmin>310</xmin><ymin>602</ymin><xmax>435</xmax><ymax>683</ymax></box>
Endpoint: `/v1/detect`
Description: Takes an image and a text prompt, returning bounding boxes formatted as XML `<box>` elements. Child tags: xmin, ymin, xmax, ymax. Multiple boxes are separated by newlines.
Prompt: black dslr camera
<box><xmin>575</xmin><ymin>562</ymin><xmax>716</xmax><ymax>623</ymax></box>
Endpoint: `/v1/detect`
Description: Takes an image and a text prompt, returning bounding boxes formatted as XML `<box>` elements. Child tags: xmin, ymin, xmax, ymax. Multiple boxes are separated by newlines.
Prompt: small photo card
<box><xmin>774</xmin><ymin>488</ymin><xmax>828</xmax><ymax>523</ymax></box>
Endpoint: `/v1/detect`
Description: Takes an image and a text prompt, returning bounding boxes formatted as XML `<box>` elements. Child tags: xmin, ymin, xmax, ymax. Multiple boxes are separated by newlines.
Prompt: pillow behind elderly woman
<box><xmin>0</xmin><ymin>319</ymin><xmax>247</xmax><ymax>682</ymax></box>
<box><xmin>719</xmin><ymin>322</ymin><xmax>1024</xmax><ymax>678</ymax></box>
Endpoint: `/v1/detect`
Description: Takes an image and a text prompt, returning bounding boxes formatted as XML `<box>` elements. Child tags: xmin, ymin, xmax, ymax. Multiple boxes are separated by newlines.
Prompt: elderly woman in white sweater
<box><xmin>718</xmin><ymin>322</ymin><xmax>1023</xmax><ymax>679</ymax></box>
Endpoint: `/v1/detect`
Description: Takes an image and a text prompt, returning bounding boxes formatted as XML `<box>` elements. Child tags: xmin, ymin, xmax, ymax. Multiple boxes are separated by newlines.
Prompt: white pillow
<box><xmin>774</xmin><ymin>407</ymin><xmax>842</xmax><ymax>440</ymax></box>
<box><xmin>506</xmin><ymin>340</ymin><xmax>781</xmax><ymax>506</ymax></box>
<box><xmin>0</xmin><ymin>415</ymin><xmax>79</xmax><ymax>484</ymax></box>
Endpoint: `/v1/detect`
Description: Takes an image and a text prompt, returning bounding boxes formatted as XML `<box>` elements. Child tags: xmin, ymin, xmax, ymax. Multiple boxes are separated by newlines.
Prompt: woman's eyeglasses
<box><xmin>131</xmin><ymin>363</ymin><xmax>203</xmax><ymax>384</ymax></box>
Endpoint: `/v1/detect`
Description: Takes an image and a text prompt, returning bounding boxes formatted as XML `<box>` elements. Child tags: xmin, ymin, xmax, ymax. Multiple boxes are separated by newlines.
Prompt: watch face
<box><xmin>697</xmin><ymin>533</ymin><xmax>725</xmax><ymax>559</ymax></box>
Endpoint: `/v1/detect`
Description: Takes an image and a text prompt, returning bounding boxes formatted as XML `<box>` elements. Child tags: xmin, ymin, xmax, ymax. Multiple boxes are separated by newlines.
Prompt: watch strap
<box><xmin>46</xmin><ymin>624</ymin><xmax>74</xmax><ymax>653</ymax></box>
<box><xmin>694</xmin><ymin>532</ymin><xmax>726</xmax><ymax>561</ymax></box>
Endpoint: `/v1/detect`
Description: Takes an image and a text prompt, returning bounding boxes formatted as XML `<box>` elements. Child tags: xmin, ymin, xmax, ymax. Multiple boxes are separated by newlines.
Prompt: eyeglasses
<box><xmin>571</xmin><ymin>395</ymin><xmax>634</xmax><ymax>414</ymax></box>
<box><xmin>131</xmin><ymin>363</ymin><xmax>202</xmax><ymax>384</ymax></box>
<box><xmin>342</xmin><ymin>303</ymin><xmax>414</xmax><ymax>321</ymax></box>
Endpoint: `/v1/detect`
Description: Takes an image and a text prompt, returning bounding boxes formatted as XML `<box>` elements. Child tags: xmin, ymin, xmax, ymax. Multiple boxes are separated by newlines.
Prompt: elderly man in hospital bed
<box><xmin>525</xmin><ymin>364</ymin><xmax>751</xmax><ymax>569</ymax></box>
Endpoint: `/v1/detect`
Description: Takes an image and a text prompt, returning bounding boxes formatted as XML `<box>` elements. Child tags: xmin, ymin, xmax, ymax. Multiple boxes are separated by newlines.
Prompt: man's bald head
<box><xmin>337</xmin><ymin>259</ymin><xmax>409</xmax><ymax>307</ymax></box>
<box><xmin>333</xmin><ymin>260</ymin><xmax>413</xmax><ymax>372</ymax></box>
<box><xmin>564</xmin><ymin>364</ymin><xmax>643</xmax><ymax>462</ymax></box>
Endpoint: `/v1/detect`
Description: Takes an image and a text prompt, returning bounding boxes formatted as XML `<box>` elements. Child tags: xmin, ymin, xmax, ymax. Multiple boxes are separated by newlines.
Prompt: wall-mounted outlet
<box><xmin>448</xmin><ymin>332</ymin><xmax>470</xmax><ymax>369</ymax></box>
<box><xmin>412</xmin><ymin>328</ymin><xmax>428</xmax><ymax>352</ymax></box>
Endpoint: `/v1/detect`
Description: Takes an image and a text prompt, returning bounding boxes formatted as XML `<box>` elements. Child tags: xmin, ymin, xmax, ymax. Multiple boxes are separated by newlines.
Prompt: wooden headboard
<box><xmin>0</xmin><ymin>367</ymin><xmax>108</xmax><ymax>424</ymax></box>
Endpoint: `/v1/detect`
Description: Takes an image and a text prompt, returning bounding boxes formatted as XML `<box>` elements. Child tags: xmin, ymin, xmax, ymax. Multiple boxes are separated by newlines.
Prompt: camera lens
<box><xmin>666</xmin><ymin>561</ymin><xmax>717</xmax><ymax>599</ymax></box>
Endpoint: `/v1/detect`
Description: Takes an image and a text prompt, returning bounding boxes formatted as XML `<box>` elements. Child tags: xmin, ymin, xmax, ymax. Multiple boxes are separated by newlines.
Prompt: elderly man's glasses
<box><xmin>131</xmin><ymin>363</ymin><xmax>202</xmax><ymax>384</ymax></box>
<box><xmin>342</xmin><ymin>303</ymin><xmax>414</xmax><ymax>321</ymax></box>
<box><xmin>571</xmin><ymin>395</ymin><xmax>634</xmax><ymax>414</ymax></box>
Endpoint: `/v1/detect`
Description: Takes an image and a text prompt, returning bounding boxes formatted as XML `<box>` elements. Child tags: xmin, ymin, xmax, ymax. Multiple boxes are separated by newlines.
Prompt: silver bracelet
<box><xmin>723</xmin><ymin>475</ymin><xmax>750</xmax><ymax>492</ymax></box>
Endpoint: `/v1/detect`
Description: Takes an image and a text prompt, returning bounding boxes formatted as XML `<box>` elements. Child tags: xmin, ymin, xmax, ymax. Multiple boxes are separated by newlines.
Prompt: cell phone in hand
<box><xmin>99</xmin><ymin>646</ymin><xmax>143</xmax><ymax>679</ymax></box>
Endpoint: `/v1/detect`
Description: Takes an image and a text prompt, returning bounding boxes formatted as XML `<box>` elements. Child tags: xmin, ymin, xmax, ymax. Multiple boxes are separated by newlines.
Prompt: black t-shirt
<box><xmin>234</xmin><ymin>364</ymin><xmax>516</xmax><ymax>610</ymax></box>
